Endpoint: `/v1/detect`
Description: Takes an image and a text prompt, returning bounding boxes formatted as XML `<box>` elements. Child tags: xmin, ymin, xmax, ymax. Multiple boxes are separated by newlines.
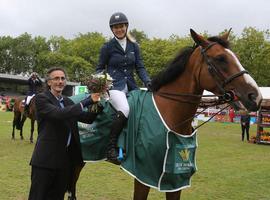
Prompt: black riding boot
<box><xmin>107</xmin><ymin>111</ymin><xmax>127</xmax><ymax>163</ymax></box>
<box><xmin>24</xmin><ymin>97</ymin><xmax>29</xmax><ymax>115</ymax></box>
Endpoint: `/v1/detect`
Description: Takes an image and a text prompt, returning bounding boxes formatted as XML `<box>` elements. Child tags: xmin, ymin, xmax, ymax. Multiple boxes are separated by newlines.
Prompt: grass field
<box><xmin>0</xmin><ymin>111</ymin><xmax>270</xmax><ymax>200</ymax></box>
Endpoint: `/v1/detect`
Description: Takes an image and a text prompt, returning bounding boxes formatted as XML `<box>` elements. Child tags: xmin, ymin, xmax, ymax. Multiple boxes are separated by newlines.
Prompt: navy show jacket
<box><xmin>96</xmin><ymin>38</ymin><xmax>150</xmax><ymax>91</ymax></box>
<box><xmin>28</xmin><ymin>77</ymin><xmax>42</xmax><ymax>95</ymax></box>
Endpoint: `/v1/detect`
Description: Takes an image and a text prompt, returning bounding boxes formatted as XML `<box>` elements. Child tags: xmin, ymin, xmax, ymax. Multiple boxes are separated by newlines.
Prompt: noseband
<box><xmin>201</xmin><ymin>42</ymin><xmax>249</xmax><ymax>94</ymax></box>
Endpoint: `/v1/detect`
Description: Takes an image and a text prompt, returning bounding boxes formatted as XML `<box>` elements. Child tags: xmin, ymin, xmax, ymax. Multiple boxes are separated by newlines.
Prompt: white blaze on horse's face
<box><xmin>225</xmin><ymin>49</ymin><xmax>259</xmax><ymax>89</ymax></box>
<box><xmin>225</xmin><ymin>48</ymin><xmax>262</xmax><ymax>110</ymax></box>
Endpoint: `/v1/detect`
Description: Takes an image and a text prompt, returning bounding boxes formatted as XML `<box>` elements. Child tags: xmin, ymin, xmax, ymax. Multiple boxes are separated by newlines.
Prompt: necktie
<box><xmin>58</xmin><ymin>98</ymin><xmax>71</xmax><ymax>147</ymax></box>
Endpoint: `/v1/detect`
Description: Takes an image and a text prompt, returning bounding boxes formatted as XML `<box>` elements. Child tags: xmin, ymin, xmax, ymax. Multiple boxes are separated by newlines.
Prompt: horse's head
<box><xmin>190</xmin><ymin>29</ymin><xmax>262</xmax><ymax>111</ymax></box>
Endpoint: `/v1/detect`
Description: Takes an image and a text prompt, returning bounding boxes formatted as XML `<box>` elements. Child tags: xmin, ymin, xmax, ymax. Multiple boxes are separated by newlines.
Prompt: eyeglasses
<box><xmin>49</xmin><ymin>76</ymin><xmax>66</xmax><ymax>81</ymax></box>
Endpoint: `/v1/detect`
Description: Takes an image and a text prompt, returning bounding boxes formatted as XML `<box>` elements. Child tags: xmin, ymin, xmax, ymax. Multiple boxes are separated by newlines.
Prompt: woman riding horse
<box><xmin>24</xmin><ymin>72</ymin><xmax>42</xmax><ymax>115</ymax></box>
<box><xmin>96</xmin><ymin>12</ymin><xmax>151</xmax><ymax>163</ymax></box>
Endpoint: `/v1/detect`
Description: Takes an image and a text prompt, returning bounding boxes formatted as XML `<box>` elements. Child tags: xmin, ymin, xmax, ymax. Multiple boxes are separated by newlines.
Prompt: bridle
<box><xmin>201</xmin><ymin>42</ymin><xmax>249</xmax><ymax>95</ymax></box>
<box><xmin>154</xmin><ymin>42</ymin><xmax>249</xmax><ymax>130</ymax></box>
<box><xmin>155</xmin><ymin>42</ymin><xmax>248</xmax><ymax>104</ymax></box>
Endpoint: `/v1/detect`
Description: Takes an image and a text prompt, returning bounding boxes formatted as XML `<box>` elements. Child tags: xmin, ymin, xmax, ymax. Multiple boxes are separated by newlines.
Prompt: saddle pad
<box><xmin>70</xmin><ymin>90</ymin><xmax>198</xmax><ymax>191</ymax></box>
<box><xmin>69</xmin><ymin>93</ymin><xmax>114</xmax><ymax>161</ymax></box>
<box><xmin>119</xmin><ymin>90</ymin><xmax>198</xmax><ymax>192</ymax></box>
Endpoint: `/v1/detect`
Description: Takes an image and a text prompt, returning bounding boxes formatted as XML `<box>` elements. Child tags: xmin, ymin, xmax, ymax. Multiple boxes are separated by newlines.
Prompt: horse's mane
<box><xmin>150</xmin><ymin>36</ymin><xmax>230</xmax><ymax>92</ymax></box>
<box><xmin>150</xmin><ymin>46</ymin><xmax>195</xmax><ymax>92</ymax></box>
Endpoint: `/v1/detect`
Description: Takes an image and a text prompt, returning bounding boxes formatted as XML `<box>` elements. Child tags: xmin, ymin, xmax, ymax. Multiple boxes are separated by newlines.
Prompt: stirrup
<box><xmin>117</xmin><ymin>148</ymin><xmax>124</xmax><ymax>161</ymax></box>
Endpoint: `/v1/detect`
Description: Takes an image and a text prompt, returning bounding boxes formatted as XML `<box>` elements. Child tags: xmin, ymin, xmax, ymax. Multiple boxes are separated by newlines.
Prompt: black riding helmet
<box><xmin>109</xmin><ymin>12</ymin><xmax>129</xmax><ymax>27</ymax></box>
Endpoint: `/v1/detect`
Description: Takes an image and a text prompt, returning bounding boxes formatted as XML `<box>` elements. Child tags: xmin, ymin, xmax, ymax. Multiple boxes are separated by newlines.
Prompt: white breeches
<box><xmin>26</xmin><ymin>94</ymin><xmax>35</xmax><ymax>105</ymax></box>
<box><xmin>109</xmin><ymin>90</ymin><xmax>129</xmax><ymax>118</ymax></box>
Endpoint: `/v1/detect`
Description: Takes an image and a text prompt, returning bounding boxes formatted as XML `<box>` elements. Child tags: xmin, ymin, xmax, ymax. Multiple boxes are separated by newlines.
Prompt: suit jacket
<box><xmin>30</xmin><ymin>90</ymin><xmax>97</xmax><ymax>169</ymax></box>
<box><xmin>96</xmin><ymin>38</ymin><xmax>150</xmax><ymax>91</ymax></box>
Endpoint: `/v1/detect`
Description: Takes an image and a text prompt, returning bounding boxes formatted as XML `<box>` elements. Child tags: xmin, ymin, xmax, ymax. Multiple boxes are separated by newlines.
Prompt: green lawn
<box><xmin>0</xmin><ymin>111</ymin><xmax>269</xmax><ymax>200</ymax></box>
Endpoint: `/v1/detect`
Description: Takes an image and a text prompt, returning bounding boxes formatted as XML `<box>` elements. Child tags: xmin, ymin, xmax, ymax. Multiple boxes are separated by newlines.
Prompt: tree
<box><xmin>32</xmin><ymin>36</ymin><xmax>50</xmax><ymax>73</ymax></box>
<box><xmin>129</xmin><ymin>29</ymin><xmax>148</xmax><ymax>44</ymax></box>
<box><xmin>65</xmin><ymin>32</ymin><xmax>106</xmax><ymax>66</ymax></box>
<box><xmin>233</xmin><ymin>27</ymin><xmax>270</xmax><ymax>86</ymax></box>
<box><xmin>0</xmin><ymin>36</ymin><xmax>13</xmax><ymax>73</ymax></box>
<box><xmin>140</xmin><ymin>35</ymin><xmax>193</xmax><ymax>79</ymax></box>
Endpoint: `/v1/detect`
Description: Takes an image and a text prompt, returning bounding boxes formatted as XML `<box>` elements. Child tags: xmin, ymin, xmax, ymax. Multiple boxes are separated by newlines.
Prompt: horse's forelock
<box><xmin>207</xmin><ymin>36</ymin><xmax>230</xmax><ymax>49</ymax></box>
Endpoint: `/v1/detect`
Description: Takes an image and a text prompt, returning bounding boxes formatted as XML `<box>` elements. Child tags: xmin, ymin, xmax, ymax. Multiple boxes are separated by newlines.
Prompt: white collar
<box><xmin>115</xmin><ymin>37</ymin><xmax>127</xmax><ymax>51</ymax></box>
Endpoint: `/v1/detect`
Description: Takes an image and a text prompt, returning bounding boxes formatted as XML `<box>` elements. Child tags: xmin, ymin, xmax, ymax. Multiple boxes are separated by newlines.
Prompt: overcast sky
<box><xmin>0</xmin><ymin>0</ymin><xmax>269</xmax><ymax>39</ymax></box>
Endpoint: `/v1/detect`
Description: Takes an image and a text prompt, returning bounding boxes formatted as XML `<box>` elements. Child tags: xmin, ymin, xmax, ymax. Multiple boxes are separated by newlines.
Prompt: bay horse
<box><xmin>68</xmin><ymin>29</ymin><xmax>262</xmax><ymax>200</ymax></box>
<box><xmin>12</xmin><ymin>96</ymin><xmax>36</xmax><ymax>143</ymax></box>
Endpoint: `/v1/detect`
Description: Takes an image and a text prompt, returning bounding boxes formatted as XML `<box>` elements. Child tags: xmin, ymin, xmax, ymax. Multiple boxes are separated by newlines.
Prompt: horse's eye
<box><xmin>213</xmin><ymin>55</ymin><xmax>227</xmax><ymax>63</ymax></box>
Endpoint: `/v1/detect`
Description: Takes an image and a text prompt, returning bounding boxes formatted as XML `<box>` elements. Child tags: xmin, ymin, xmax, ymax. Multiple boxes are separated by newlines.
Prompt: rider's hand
<box><xmin>145</xmin><ymin>81</ymin><xmax>152</xmax><ymax>91</ymax></box>
<box><xmin>81</xmin><ymin>93</ymin><xmax>100</xmax><ymax>107</ymax></box>
<box><xmin>90</xmin><ymin>93</ymin><xmax>101</xmax><ymax>103</ymax></box>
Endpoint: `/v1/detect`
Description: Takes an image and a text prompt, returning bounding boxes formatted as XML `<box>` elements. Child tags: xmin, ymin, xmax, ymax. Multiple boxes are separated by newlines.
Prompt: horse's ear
<box><xmin>220</xmin><ymin>28</ymin><xmax>232</xmax><ymax>41</ymax></box>
<box><xmin>190</xmin><ymin>29</ymin><xmax>209</xmax><ymax>48</ymax></box>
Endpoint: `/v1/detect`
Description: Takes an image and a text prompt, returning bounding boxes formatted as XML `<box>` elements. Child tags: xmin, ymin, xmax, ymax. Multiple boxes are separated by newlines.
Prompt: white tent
<box><xmin>259</xmin><ymin>87</ymin><xmax>270</xmax><ymax>100</ymax></box>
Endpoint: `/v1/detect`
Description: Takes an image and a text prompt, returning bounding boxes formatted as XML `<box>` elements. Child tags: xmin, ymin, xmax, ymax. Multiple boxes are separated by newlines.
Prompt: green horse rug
<box><xmin>70</xmin><ymin>90</ymin><xmax>198</xmax><ymax>192</ymax></box>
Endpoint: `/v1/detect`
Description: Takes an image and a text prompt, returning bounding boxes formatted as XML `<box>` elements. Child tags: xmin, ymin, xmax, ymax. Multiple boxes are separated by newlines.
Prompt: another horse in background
<box><xmin>68</xmin><ymin>29</ymin><xmax>262</xmax><ymax>200</ymax></box>
<box><xmin>12</xmin><ymin>96</ymin><xmax>36</xmax><ymax>143</ymax></box>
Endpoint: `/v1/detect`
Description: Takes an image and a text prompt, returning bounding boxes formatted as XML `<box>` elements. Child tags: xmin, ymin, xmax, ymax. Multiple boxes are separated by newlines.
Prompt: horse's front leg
<box><xmin>12</xmin><ymin>121</ymin><xmax>16</xmax><ymax>140</ymax></box>
<box><xmin>12</xmin><ymin>112</ymin><xmax>20</xmax><ymax>140</ymax></box>
<box><xmin>19</xmin><ymin>115</ymin><xmax>27</xmax><ymax>140</ymax></box>
<box><xmin>133</xmin><ymin>179</ymin><xmax>150</xmax><ymax>200</ymax></box>
<box><xmin>166</xmin><ymin>190</ymin><xmax>182</xmax><ymax>200</ymax></box>
<box><xmin>30</xmin><ymin>119</ymin><xmax>35</xmax><ymax>143</ymax></box>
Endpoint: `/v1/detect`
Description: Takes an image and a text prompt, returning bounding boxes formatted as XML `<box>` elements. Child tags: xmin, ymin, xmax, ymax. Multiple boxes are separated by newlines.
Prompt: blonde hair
<box><xmin>126</xmin><ymin>32</ymin><xmax>136</xmax><ymax>43</ymax></box>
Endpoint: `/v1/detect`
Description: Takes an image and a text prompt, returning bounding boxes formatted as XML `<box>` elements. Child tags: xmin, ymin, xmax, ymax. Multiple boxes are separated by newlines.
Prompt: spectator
<box><xmin>240</xmin><ymin>111</ymin><xmax>251</xmax><ymax>141</ymax></box>
<box><xmin>229</xmin><ymin>107</ymin><xmax>235</xmax><ymax>122</ymax></box>
<box><xmin>28</xmin><ymin>67</ymin><xmax>102</xmax><ymax>200</ymax></box>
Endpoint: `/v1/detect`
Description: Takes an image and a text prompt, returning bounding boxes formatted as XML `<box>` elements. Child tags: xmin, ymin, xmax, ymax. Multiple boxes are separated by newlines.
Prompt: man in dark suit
<box><xmin>28</xmin><ymin>67</ymin><xmax>101</xmax><ymax>200</ymax></box>
<box><xmin>240</xmin><ymin>111</ymin><xmax>251</xmax><ymax>141</ymax></box>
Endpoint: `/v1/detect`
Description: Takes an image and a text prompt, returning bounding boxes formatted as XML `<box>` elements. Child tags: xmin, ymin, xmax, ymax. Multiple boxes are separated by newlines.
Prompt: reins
<box><xmin>155</xmin><ymin>90</ymin><xmax>235</xmax><ymax>131</ymax></box>
<box><xmin>155</xmin><ymin>91</ymin><xmax>234</xmax><ymax>105</ymax></box>
<box><xmin>171</xmin><ymin>104</ymin><xmax>231</xmax><ymax>131</ymax></box>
